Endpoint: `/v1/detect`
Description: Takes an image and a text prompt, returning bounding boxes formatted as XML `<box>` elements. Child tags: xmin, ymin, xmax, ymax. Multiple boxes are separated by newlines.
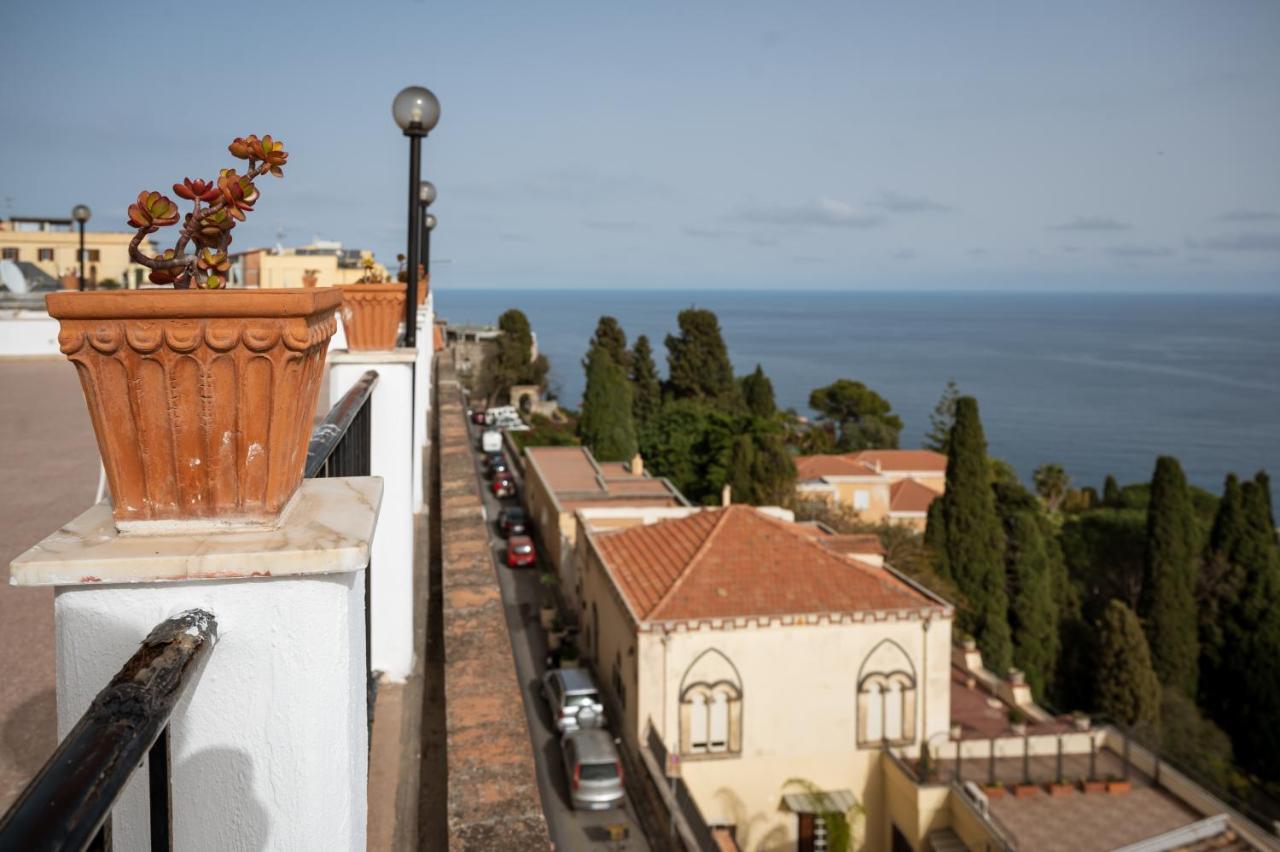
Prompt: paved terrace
<box><xmin>0</xmin><ymin>359</ymin><xmax>98</xmax><ymax>812</ymax></box>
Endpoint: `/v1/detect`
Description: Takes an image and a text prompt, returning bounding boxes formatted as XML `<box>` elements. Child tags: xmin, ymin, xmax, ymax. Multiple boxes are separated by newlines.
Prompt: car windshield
<box><xmin>566</xmin><ymin>693</ymin><xmax>598</xmax><ymax>708</ymax></box>
<box><xmin>579</xmin><ymin>762</ymin><xmax>618</xmax><ymax>781</ymax></box>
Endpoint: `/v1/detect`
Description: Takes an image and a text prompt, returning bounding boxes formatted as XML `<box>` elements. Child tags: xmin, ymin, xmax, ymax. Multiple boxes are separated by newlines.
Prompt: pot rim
<box><xmin>338</xmin><ymin>282</ymin><xmax>407</xmax><ymax>292</ymax></box>
<box><xmin>46</xmin><ymin>287</ymin><xmax>342</xmax><ymax>320</ymax></box>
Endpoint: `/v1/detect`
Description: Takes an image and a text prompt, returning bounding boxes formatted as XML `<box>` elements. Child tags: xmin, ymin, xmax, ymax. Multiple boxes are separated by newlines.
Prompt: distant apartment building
<box><xmin>573</xmin><ymin>504</ymin><xmax>1273</xmax><ymax>852</ymax></box>
<box><xmin>229</xmin><ymin>240</ymin><xmax>387</xmax><ymax>288</ymax></box>
<box><xmin>794</xmin><ymin>449</ymin><xmax>947</xmax><ymax>530</ymax></box>
<box><xmin>0</xmin><ymin>216</ymin><xmax>156</xmax><ymax>289</ymax></box>
<box><xmin>520</xmin><ymin>446</ymin><xmax>687</xmax><ymax>608</ymax></box>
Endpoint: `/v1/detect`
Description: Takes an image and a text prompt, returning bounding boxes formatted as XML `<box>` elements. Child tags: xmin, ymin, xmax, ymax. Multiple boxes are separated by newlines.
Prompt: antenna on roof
<box><xmin>273</xmin><ymin>226</ymin><xmax>286</xmax><ymax>255</ymax></box>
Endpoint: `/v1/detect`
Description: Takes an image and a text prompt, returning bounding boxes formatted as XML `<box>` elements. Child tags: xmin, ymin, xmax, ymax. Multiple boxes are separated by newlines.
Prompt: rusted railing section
<box><xmin>0</xmin><ymin>609</ymin><xmax>217</xmax><ymax>852</ymax></box>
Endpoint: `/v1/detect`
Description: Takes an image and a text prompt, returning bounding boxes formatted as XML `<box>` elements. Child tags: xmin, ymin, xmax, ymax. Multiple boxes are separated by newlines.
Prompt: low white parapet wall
<box><xmin>0</xmin><ymin>310</ymin><xmax>61</xmax><ymax>357</ymax></box>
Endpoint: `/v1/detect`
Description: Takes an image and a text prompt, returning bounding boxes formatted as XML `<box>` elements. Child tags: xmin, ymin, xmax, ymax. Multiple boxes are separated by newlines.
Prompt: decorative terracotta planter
<box><xmin>1013</xmin><ymin>783</ymin><xmax>1039</xmax><ymax>798</ymax></box>
<box><xmin>983</xmin><ymin>784</ymin><xmax>1006</xmax><ymax>799</ymax></box>
<box><xmin>1106</xmin><ymin>780</ymin><xmax>1131</xmax><ymax>795</ymax></box>
<box><xmin>1082</xmin><ymin>780</ymin><xmax>1107</xmax><ymax>794</ymax></box>
<box><xmin>338</xmin><ymin>283</ymin><xmax>405</xmax><ymax>351</ymax></box>
<box><xmin>46</xmin><ymin>288</ymin><xmax>340</xmax><ymax>529</ymax></box>
<box><xmin>416</xmin><ymin>273</ymin><xmax>429</xmax><ymax>307</ymax></box>
<box><xmin>1047</xmin><ymin>782</ymin><xmax>1073</xmax><ymax>797</ymax></box>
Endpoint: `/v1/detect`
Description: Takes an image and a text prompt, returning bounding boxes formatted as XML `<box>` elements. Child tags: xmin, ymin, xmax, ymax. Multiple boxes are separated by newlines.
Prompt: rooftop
<box><xmin>795</xmin><ymin>449</ymin><xmax>947</xmax><ymax>481</ymax></box>
<box><xmin>889</xmin><ymin>477</ymin><xmax>944</xmax><ymax>514</ymax></box>
<box><xmin>524</xmin><ymin>445</ymin><xmax>686</xmax><ymax>509</ymax></box>
<box><xmin>591</xmin><ymin>505</ymin><xmax>944</xmax><ymax>624</ymax></box>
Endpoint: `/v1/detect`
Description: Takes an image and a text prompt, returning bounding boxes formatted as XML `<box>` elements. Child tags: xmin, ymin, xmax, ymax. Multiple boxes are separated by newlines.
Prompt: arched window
<box><xmin>678</xmin><ymin>649</ymin><xmax>744</xmax><ymax>758</ymax></box>
<box><xmin>857</xmin><ymin>640</ymin><xmax>918</xmax><ymax>747</ymax></box>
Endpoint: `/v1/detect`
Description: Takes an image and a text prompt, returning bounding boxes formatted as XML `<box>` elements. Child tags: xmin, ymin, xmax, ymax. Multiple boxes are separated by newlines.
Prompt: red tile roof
<box><xmin>817</xmin><ymin>534</ymin><xmax>886</xmax><ymax>557</ymax></box>
<box><xmin>795</xmin><ymin>449</ymin><xmax>947</xmax><ymax>481</ymax></box>
<box><xmin>593</xmin><ymin>506</ymin><xmax>934</xmax><ymax>623</ymax></box>
<box><xmin>889</xmin><ymin>478</ymin><xmax>942</xmax><ymax>513</ymax></box>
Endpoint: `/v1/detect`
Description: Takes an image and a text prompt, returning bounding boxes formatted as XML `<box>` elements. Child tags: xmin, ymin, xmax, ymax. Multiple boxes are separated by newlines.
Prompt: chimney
<box><xmin>629</xmin><ymin>453</ymin><xmax>644</xmax><ymax>476</ymax></box>
<box><xmin>721</xmin><ymin>483</ymin><xmax>732</xmax><ymax>506</ymax></box>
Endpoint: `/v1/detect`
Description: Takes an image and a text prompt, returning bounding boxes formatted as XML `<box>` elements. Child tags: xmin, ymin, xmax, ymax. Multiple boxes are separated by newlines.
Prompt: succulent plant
<box><xmin>126</xmin><ymin>135</ymin><xmax>288</xmax><ymax>289</ymax></box>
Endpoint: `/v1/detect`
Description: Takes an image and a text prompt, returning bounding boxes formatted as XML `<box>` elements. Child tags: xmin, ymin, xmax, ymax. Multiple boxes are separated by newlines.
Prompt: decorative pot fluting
<box><xmin>46</xmin><ymin>288</ymin><xmax>341</xmax><ymax>528</ymax></box>
<box><xmin>339</xmin><ymin>283</ymin><xmax>406</xmax><ymax>351</ymax></box>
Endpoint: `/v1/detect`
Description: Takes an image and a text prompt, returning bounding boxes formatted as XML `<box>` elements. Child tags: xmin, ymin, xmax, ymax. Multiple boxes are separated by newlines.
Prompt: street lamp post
<box><xmin>71</xmin><ymin>204</ymin><xmax>91</xmax><ymax>291</ymax></box>
<box><xmin>418</xmin><ymin>181</ymin><xmax>436</xmax><ymax>297</ymax></box>
<box><xmin>391</xmin><ymin>86</ymin><xmax>440</xmax><ymax>349</ymax></box>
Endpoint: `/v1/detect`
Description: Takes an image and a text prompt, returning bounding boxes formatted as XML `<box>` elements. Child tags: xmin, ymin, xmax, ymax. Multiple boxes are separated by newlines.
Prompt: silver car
<box><xmin>541</xmin><ymin>668</ymin><xmax>606</xmax><ymax>733</ymax></box>
<box><xmin>561</xmin><ymin>728</ymin><xmax>625</xmax><ymax>811</ymax></box>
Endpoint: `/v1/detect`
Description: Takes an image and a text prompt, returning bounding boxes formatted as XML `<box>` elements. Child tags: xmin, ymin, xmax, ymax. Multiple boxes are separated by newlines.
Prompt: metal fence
<box><xmin>645</xmin><ymin>723</ymin><xmax>719</xmax><ymax>851</ymax></box>
<box><xmin>0</xmin><ymin>610</ymin><xmax>218</xmax><ymax>852</ymax></box>
<box><xmin>306</xmin><ymin>369</ymin><xmax>379</xmax><ymax>728</ymax></box>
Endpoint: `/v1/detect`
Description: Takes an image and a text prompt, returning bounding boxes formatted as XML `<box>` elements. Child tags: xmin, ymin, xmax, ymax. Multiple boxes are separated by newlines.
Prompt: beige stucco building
<box><xmin>230</xmin><ymin>241</ymin><xmax>387</xmax><ymax>289</ymax></box>
<box><xmin>794</xmin><ymin>450</ymin><xmax>947</xmax><ymax>531</ymax></box>
<box><xmin>0</xmin><ymin>217</ymin><xmax>156</xmax><ymax>288</ymax></box>
<box><xmin>575</xmin><ymin>505</ymin><xmax>955</xmax><ymax>850</ymax></box>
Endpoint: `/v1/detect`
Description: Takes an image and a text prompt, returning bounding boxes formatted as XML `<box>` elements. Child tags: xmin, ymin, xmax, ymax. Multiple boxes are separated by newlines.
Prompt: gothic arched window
<box><xmin>856</xmin><ymin>640</ymin><xmax>918</xmax><ymax>747</ymax></box>
<box><xmin>678</xmin><ymin>649</ymin><xmax>743</xmax><ymax>757</ymax></box>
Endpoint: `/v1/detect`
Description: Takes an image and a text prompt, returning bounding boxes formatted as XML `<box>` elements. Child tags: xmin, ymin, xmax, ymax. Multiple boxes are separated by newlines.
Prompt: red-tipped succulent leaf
<box><xmin>126</xmin><ymin>191</ymin><xmax>180</xmax><ymax>232</ymax></box>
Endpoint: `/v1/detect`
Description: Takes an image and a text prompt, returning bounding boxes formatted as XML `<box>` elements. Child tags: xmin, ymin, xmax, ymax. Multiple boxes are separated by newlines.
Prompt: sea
<box><xmin>434</xmin><ymin>289</ymin><xmax>1280</xmax><ymax>504</ymax></box>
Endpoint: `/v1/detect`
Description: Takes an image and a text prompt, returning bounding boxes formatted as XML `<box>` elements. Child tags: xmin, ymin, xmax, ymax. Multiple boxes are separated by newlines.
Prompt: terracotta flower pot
<box><xmin>46</xmin><ymin>287</ymin><xmax>340</xmax><ymax>529</ymax></box>
<box><xmin>1013</xmin><ymin>783</ymin><xmax>1039</xmax><ymax>798</ymax></box>
<box><xmin>1106</xmin><ymin>780</ymin><xmax>1131</xmax><ymax>795</ymax></box>
<box><xmin>1047</xmin><ymin>782</ymin><xmax>1073</xmax><ymax>797</ymax></box>
<box><xmin>983</xmin><ymin>784</ymin><xmax>1006</xmax><ymax>799</ymax></box>
<box><xmin>1082</xmin><ymin>780</ymin><xmax>1107</xmax><ymax>794</ymax></box>
<box><xmin>339</xmin><ymin>283</ymin><xmax>405</xmax><ymax>351</ymax></box>
<box><xmin>416</xmin><ymin>272</ymin><xmax>429</xmax><ymax>307</ymax></box>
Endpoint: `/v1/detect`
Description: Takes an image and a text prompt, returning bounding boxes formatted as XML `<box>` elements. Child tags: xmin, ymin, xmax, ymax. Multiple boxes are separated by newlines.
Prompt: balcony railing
<box><xmin>305</xmin><ymin>368</ymin><xmax>378</xmax><ymax>728</ymax></box>
<box><xmin>0</xmin><ymin>610</ymin><xmax>218</xmax><ymax>852</ymax></box>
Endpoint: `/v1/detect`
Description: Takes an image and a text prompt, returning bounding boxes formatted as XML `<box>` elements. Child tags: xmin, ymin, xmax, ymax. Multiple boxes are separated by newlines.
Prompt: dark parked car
<box><xmin>506</xmin><ymin>535</ymin><xmax>537</xmax><ymax>568</ymax></box>
<box><xmin>485</xmin><ymin>454</ymin><xmax>510</xmax><ymax>478</ymax></box>
<box><xmin>498</xmin><ymin>506</ymin><xmax>527</xmax><ymax>537</ymax></box>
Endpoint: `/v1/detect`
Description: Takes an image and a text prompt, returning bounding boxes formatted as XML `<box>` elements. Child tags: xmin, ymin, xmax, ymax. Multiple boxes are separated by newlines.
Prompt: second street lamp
<box><xmin>71</xmin><ymin>204</ymin><xmax>91</xmax><ymax>291</ymax></box>
<box><xmin>424</xmin><ymin>213</ymin><xmax>437</xmax><ymax>285</ymax></box>
<box><xmin>391</xmin><ymin>85</ymin><xmax>440</xmax><ymax>349</ymax></box>
<box><xmin>418</xmin><ymin>181</ymin><xmax>435</xmax><ymax>300</ymax></box>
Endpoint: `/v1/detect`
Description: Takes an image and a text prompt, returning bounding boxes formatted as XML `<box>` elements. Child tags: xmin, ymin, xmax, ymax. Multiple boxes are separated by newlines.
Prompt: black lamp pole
<box><xmin>77</xmin><ymin>220</ymin><xmax>86</xmax><ymax>291</ymax></box>
<box><xmin>404</xmin><ymin>134</ymin><xmax>422</xmax><ymax>348</ymax></box>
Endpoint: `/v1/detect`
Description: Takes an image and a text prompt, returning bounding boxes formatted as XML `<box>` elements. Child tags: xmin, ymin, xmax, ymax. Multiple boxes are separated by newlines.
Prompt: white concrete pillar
<box><xmin>413</xmin><ymin>293</ymin><xmax>435</xmax><ymax>512</ymax></box>
<box><xmin>9</xmin><ymin>476</ymin><xmax>383</xmax><ymax>852</ymax></box>
<box><xmin>328</xmin><ymin>350</ymin><xmax>417</xmax><ymax>681</ymax></box>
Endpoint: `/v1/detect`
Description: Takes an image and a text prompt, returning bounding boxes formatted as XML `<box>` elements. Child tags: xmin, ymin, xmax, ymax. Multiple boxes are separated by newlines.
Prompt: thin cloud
<box><xmin>1215</xmin><ymin>209</ymin><xmax>1280</xmax><ymax>223</ymax></box>
<box><xmin>682</xmin><ymin>227</ymin><xmax>734</xmax><ymax>239</ymax></box>
<box><xmin>584</xmin><ymin>219</ymin><xmax>640</xmax><ymax>231</ymax></box>
<box><xmin>869</xmin><ymin>191</ymin><xmax>952</xmax><ymax>213</ymax></box>
<box><xmin>1187</xmin><ymin>232</ymin><xmax>1280</xmax><ymax>252</ymax></box>
<box><xmin>733</xmin><ymin>198</ymin><xmax>885</xmax><ymax>228</ymax></box>
<box><xmin>892</xmin><ymin>248</ymin><xmax>919</xmax><ymax>260</ymax></box>
<box><xmin>967</xmin><ymin>247</ymin><xmax>988</xmax><ymax>257</ymax></box>
<box><xmin>1106</xmin><ymin>244</ymin><xmax>1173</xmax><ymax>258</ymax></box>
<box><xmin>1049</xmin><ymin>216</ymin><xmax>1133</xmax><ymax>232</ymax></box>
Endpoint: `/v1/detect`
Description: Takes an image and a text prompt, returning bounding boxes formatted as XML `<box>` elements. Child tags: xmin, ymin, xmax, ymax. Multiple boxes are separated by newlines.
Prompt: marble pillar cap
<box><xmin>10</xmin><ymin>476</ymin><xmax>383</xmax><ymax>587</ymax></box>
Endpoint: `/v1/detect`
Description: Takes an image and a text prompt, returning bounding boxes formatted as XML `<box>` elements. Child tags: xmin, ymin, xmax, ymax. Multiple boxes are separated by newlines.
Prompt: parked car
<box><xmin>506</xmin><ymin>535</ymin><xmax>537</xmax><ymax>568</ymax></box>
<box><xmin>498</xmin><ymin>506</ymin><xmax>527</xmax><ymax>536</ymax></box>
<box><xmin>485</xmin><ymin>405</ymin><xmax>519</xmax><ymax>426</ymax></box>
<box><xmin>541</xmin><ymin>668</ymin><xmax>606</xmax><ymax>734</ymax></box>
<box><xmin>491</xmin><ymin>475</ymin><xmax>516</xmax><ymax>499</ymax></box>
<box><xmin>471</xmin><ymin>409</ymin><xmax>487</xmax><ymax>425</ymax></box>
<box><xmin>485</xmin><ymin>454</ymin><xmax>509</xmax><ymax>478</ymax></box>
<box><xmin>481</xmin><ymin>429</ymin><xmax>503</xmax><ymax>454</ymax></box>
<box><xmin>560</xmin><ymin>729</ymin><xmax>625</xmax><ymax>811</ymax></box>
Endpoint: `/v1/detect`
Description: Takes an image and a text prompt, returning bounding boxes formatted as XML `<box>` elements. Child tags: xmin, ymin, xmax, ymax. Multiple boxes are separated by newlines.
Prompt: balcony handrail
<box><xmin>306</xmin><ymin>369</ymin><xmax>379</xmax><ymax>478</ymax></box>
<box><xmin>0</xmin><ymin>609</ymin><xmax>218</xmax><ymax>852</ymax></box>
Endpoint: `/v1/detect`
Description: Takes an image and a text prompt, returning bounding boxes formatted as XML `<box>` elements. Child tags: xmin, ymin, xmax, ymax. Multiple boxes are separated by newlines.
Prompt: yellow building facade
<box><xmin>0</xmin><ymin>218</ymin><xmax>155</xmax><ymax>288</ymax></box>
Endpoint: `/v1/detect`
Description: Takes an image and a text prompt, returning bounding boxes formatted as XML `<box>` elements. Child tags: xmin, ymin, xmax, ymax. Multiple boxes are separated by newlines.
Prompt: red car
<box><xmin>491</xmin><ymin>475</ymin><xmax>516</xmax><ymax>498</ymax></box>
<box><xmin>471</xmin><ymin>410</ymin><xmax>487</xmax><ymax>425</ymax></box>
<box><xmin>507</xmin><ymin>535</ymin><xmax>537</xmax><ymax>568</ymax></box>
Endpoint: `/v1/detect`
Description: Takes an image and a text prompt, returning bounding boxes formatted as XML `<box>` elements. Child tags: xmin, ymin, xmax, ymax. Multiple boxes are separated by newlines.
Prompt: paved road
<box><xmin>463</xmin><ymin>415</ymin><xmax>651</xmax><ymax>852</ymax></box>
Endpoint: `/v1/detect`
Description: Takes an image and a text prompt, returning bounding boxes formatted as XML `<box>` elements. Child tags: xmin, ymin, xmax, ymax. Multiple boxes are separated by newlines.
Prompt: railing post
<box><xmin>9</xmin><ymin>476</ymin><xmax>383</xmax><ymax>851</ymax></box>
<box><xmin>329</xmin><ymin>351</ymin><xmax>418</xmax><ymax>682</ymax></box>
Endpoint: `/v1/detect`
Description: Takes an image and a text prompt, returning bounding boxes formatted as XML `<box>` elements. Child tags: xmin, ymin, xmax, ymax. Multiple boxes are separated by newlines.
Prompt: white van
<box><xmin>481</xmin><ymin>429</ymin><xmax>503</xmax><ymax>454</ymax></box>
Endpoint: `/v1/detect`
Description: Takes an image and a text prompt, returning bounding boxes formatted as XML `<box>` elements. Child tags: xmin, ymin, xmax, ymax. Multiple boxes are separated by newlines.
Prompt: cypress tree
<box><xmin>577</xmin><ymin>345</ymin><xmax>637</xmax><ymax>462</ymax></box>
<box><xmin>1103</xmin><ymin>475</ymin><xmax>1122</xmax><ymax>507</ymax></box>
<box><xmin>924</xmin><ymin>378</ymin><xmax>960</xmax><ymax>454</ymax></box>
<box><xmin>939</xmin><ymin>396</ymin><xmax>1012</xmax><ymax>672</ymax></box>
<box><xmin>1139</xmin><ymin>456</ymin><xmax>1200</xmax><ymax>698</ymax></box>
<box><xmin>1255</xmin><ymin>470</ymin><xmax>1274</xmax><ymax>525</ymax></box>
<box><xmin>1007</xmin><ymin>512</ymin><xmax>1059</xmax><ymax>699</ymax></box>
<box><xmin>740</xmin><ymin>364</ymin><xmax>777</xmax><ymax>418</ymax></box>
<box><xmin>924</xmin><ymin>498</ymin><xmax>948</xmax><ymax>579</ymax></box>
<box><xmin>1095</xmin><ymin>600</ymin><xmax>1161</xmax><ymax>729</ymax></box>
<box><xmin>630</xmin><ymin>335</ymin><xmax>662</xmax><ymax>427</ymax></box>
<box><xmin>665</xmin><ymin>308</ymin><xmax>736</xmax><ymax>403</ymax></box>
<box><xmin>588</xmin><ymin>316</ymin><xmax>630</xmax><ymax>372</ymax></box>
<box><xmin>1198</xmin><ymin>474</ymin><xmax>1245</xmax><ymax>704</ymax></box>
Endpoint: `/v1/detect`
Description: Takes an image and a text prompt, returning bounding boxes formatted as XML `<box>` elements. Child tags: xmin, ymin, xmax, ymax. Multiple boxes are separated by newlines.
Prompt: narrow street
<box><xmin>463</xmin><ymin>412</ymin><xmax>652</xmax><ymax>852</ymax></box>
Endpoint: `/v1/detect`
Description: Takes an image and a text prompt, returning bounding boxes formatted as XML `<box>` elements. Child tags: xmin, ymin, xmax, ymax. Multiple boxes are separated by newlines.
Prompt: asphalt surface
<box><xmin>464</xmin><ymin>415</ymin><xmax>651</xmax><ymax>852</ymax></box>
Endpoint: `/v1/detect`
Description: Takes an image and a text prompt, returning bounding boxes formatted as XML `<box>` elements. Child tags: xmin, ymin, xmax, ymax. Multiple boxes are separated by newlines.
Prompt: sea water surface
<box><xmin>434</xmin><ymin>289</ymin><xmax>1280</xmax><ymax>501</ymax></box>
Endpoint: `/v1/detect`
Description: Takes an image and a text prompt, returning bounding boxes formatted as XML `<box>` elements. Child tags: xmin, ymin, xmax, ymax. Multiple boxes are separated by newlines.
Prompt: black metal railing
<box><xmin>305</xmin><ymin>369</ymin><xmax>379</xmax><ymax>730</ymax></box>
<box><xmin>0</xmin><ymin>610</ymin><xmax>217</xmax><ymax>852</ymax></box>
<box><xmin>646</xmin><ymin>723</ymin><xmax>718</xmax><ymax>851</ymax></box>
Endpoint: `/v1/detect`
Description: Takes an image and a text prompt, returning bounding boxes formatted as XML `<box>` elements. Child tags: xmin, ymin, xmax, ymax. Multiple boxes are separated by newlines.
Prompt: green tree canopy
<box><xmin>1103</xmin><ymin>475</ymin><xmax>1122</xmax><ymax>507</ymax></box>
<box><xmin>638</xmin><ymin>399</ymin><xmax>736</xmax><ymax>504</ymax></box>
<box><xmin>665</xmin><ymin>308</ymin><xmax>736</xmax><ymax>404</ymax></box>
<box><xmin>588</xmin><ymin>315</ymin><xmax>630</xmax><ymax>372</ymax></box>
<box><xmin>924</xmin><ymin>378</ymin><xmax>960</xmax><ymax>453</ymax></box>
<box><xmin>807</xmin><ymin>379</ymin><xmax>903</xmax><ymax>451</ymax></box>
<box><xmin>478</xmin><ymin>308</ymin><xmax>549</xmax><ymax>403</ymax></box>
<box><xmin>929</xmin><ymin>396</ymin><xmax>1012</xmax><ymax>672</ymax></box>
<box><xmin>1139</xmin><ymin>456</ymin><xmax>1200</xmax><ymax>698</ymax></box>
<box><xmin>1095</xmin><ymin>599</ymin><xmax>1161</xmax><ymax>728</ymax></box>
<box><xmin>740</xmin><ymin>364</ymin><xmax>777</xmax><ymax>419</ymax></box>
<box><xmin>1034</xmin><ymin>463</ymin><xmax>1071</xmax><ymax>512</ymax></box>
<box><xmin>577</xmin><ymin>345</ymin><xmax>637</xmax><ymax>462</ymax></box>
<box><xmin>629</xmin><ymin>334</ymin><xmax>662</xmax><ymax>427</ymax></box>
<box><xmin>1006</xmin><ymin>512</ymin><xmax>1060</xmax><ymax>699</ymax></box>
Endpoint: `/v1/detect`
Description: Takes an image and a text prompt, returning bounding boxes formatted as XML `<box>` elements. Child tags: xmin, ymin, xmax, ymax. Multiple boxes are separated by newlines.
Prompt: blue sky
<box><xmin>2</xmin><ymin>1</ymin><xmax>1278</xmax><ymax>291</ymax></box>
